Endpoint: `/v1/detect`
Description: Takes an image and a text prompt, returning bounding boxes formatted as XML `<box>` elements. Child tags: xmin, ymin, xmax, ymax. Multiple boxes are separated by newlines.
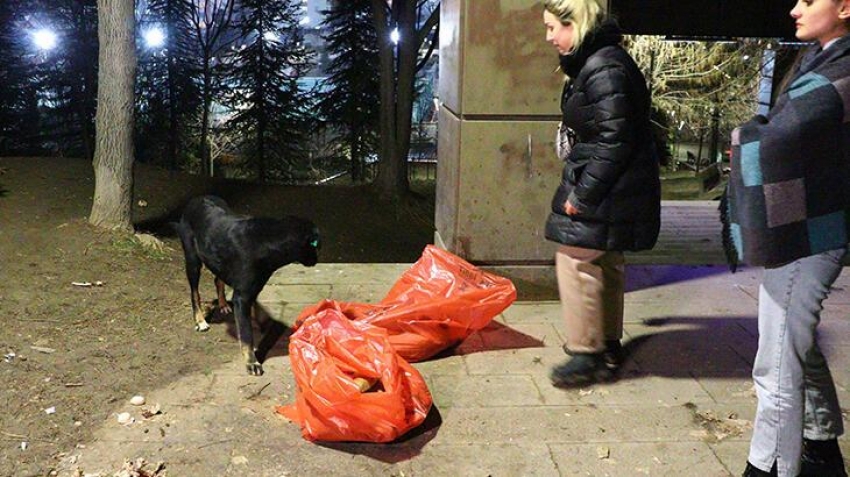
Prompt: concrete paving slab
<box><xmin>500</xmin><ymin>302</ymin><xmax>562</xmax><ymax>325</ymax></box>
<box><xmin>429</xmin><ymin>374</ymin><xmax>545</xmax><ymax>407</ymax></box>
<box><xmin>696</xmin><ymin>374</ymin><xmax>759</xmax><ymax>403</ymax></box>
<box><xmin>404</xmin><ymin>442</ymin><xmax>560</xmax><ymax>477</ymax></box>
<box><xmin>623</xmin><ymin>320</ymin><xmax>757</xmax><ymax>377</ymax></box>
<box><xmin>538</xmin><ymin>376</ymin><xmax>715</xmax><ymax>407</ymax></box>
<box><xmin>327</xmin><ymin>283</ymin><xmax>394</xmax><ymax>303</ymax></box>
<box><xmin>410</xmin><ymin>353</ymin><xmax>468</xmax><ymax>377</ymax></box>
<box><xmin>268</xmin><ymin>264</ymin><xmax>411</xmax><ymax>286</ymax></box>
<box><xmin>257</xmin><ymin>284</ymin><xmax>333</xmax><ymax>310</ymax></box>
<box><xmin>711</xmin><ymin>441</ymin><xmax>760</xmax><ymax>477</ymax></box>
<box><xmin>430</xmin><ymin>405</ymin><xmax>710</xmax><ymax>444</ymax></box>
<box><xmin>549</xmin><ymin>441</ymin><xmax>731</xmax><ymax>476</ymax></box>
<box><xmin>463</xmin><ymin>347</ymin><xmax>565</xmax><ymax>376</ymax></box>
<box><xmin>474</xmin><ymin>321</ymin><xmax>558</xmax><ymax>349</ymax></box>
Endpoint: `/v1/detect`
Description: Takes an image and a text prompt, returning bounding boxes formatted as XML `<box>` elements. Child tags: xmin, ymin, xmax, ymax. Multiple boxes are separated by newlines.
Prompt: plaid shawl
<box><xmin>727</xmin><ymin>36</ymin><xmax>850</xmax><ymax>267</ymax></box>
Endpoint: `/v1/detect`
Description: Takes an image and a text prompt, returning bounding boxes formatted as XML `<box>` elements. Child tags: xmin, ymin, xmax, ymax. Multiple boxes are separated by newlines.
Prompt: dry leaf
<box><xmin>596</xmin><ymin>446</ymin><xmax>610</xmax><ymax>459</ymax></box>
<box><xmin>141</xmin><ymin>404</ymin><xmax>162</xmax><ymax>419</ymax></box>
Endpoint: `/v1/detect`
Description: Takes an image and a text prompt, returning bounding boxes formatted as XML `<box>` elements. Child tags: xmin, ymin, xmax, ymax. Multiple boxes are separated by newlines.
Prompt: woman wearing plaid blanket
<box><xmin>727</xmin><ymin>1</ymin><xmax>850</xmax><ymax>476</ymax></box>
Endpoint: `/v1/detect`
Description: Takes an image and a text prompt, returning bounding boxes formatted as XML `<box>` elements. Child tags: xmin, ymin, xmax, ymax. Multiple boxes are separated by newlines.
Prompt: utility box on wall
<box><xmin>436</xmin><ymin>0</ymin><xmax>566</xmax><ymax>268</ymax></box>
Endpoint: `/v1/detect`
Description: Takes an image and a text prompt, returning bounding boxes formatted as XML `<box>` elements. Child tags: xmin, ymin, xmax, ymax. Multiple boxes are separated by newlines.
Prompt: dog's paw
<box><xmin>195</xmin><ymin>322</ymin><xmax>211</xmax><ymax>332</ymax></box>
<box><xmin>246</xmin><ymin>362</ymin><xmax>264</xmax><ymax>376</ymax></box>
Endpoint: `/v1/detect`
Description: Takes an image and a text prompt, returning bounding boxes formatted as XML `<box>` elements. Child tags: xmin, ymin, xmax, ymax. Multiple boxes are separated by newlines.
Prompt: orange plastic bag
<box><xmin>277</xmin><ymin>308</ymin><xmax>432</xmax><ymax>443</ymax></box>
<box><xmin>296</xmin><ymin>245</ymin><xmax>517</xmax><ymax>362</ymax></box>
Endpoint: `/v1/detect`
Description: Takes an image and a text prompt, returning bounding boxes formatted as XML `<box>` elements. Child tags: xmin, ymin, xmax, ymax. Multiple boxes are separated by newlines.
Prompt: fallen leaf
<box><xmin>141</xmin><ymin>404</ymin><xmax>162</xmax><ymax>419</ymax></box>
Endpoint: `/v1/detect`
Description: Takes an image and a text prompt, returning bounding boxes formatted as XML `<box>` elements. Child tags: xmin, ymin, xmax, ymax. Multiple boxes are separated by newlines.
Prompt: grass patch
<box><xmin>111</xmin><ymin>233</ymin><xmax>173</xmax><ymax>261</ymax></box>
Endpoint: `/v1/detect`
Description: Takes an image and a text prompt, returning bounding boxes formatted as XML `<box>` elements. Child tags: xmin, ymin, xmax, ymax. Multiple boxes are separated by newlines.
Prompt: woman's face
<box><xmin>791</xmin><ymin>0</ymin><xmax>850</xmax><ymax>45</ymax></box>
<box><xmin>544</xmin><ymin>10</ymin><xmax>575</xmax><ymax>55</ymax></box>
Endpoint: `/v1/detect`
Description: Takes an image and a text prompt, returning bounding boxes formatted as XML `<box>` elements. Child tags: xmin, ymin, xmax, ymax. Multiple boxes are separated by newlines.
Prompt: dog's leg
<box><xmin>191</xmin><ymin>288</ymin><xmax>210</xmax><ymax>332</ymax></box>
<box><xmin>255</xmin><ymin>320</ymin><xmax>289</xmax><ymax>365</ymax></box>
<box><xmin>214</xmin><ymin>277</ymin><xmax>232</xmax><ymax>315</ymax></box>
<box><xmin>178</xmin><ymin>233</ymin><xmax>210</xmax><ymax>332</ymax></box>
<box><xmin>232</xmin><ymin>291</ymin><xmax>262</xmax><ymax>375</ymax></box>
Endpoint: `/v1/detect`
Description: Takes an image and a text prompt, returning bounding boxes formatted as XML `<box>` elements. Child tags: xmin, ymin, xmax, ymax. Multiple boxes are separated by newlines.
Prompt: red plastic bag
<box><xmin>277</xmin><ymin>308</ymin><xmax>432</xmax><ymax>443</ymax></box>
<box><xmin>296</xmin><ymin>245</ymin><xmax>517</xmax><ymax>362</ymax></box>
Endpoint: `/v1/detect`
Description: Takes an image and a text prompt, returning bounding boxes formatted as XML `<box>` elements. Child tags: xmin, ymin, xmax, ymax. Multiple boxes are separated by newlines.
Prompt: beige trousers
<box><xmin>555</xmin><ymin>245</ymin><xmax>625</xmax><ymax>354</ymax></box>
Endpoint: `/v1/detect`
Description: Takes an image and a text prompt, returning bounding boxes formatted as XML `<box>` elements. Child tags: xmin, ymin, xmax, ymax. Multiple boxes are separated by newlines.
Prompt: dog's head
<box><xmin>299</xmin><ymin>224</ymin><xmax>320</xmax><ymax>267</ymax></box>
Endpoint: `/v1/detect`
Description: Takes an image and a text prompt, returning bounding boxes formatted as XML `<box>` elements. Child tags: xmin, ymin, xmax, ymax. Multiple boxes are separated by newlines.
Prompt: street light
<box><xmin>143</xmin><ymin>26</ymin><xmax>166</xmax><ymax>49</ymax></box>
<box><xmin>32</xmin><ymin>28</ymin><xmax>58</xmax><ymax>51</ymax></box>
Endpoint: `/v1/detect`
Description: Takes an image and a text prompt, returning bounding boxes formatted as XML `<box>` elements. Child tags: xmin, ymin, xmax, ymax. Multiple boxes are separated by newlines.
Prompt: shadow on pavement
<box><xmin>618</xmin><ymin>315</ymin><xmax>758</xmax><ymax>381</ymax></box>
<box><xmin>446</xmin><ymin>321</ymin><xmax>546</xmax><ymax>358</ymax></box>
<box><xmin>625</xmin><ymin>265</ymin><xmax>739</xmax><ymax>292</ymax></box>
<box><xmin>199</xmin><ymin>302</ymin><xmax>294</xmax><ymax>362</ymax></box>
<box><xmin>317</xmin><ymin>406</ymin><xmax>443</xmax><ymax>464</ymax></box>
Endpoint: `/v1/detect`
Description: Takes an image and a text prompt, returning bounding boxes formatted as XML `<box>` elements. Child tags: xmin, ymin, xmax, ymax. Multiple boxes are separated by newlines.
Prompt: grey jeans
<box><xmin>748</xmin><ymin>247</ymin><xmax>847</xmax><ymax>477</ymax></box>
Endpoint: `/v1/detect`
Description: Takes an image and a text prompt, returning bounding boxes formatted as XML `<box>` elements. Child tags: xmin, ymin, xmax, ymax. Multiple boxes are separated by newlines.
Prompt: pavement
<box><xmin>55</xmin><ymin>262</ymin><xmax>850</xmax><ymax>477</ymax></box>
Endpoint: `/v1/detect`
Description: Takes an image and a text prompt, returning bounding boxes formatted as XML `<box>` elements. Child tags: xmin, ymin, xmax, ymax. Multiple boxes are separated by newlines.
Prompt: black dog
<box><xmin>175</xmin><ymin>195</ymin><xmax>319</xmax><ymax>375</ymax></box>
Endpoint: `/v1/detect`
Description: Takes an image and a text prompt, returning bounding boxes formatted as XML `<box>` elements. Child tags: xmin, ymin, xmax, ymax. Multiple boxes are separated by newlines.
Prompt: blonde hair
<box><xmin>543</xmin><ymin>0</ymin><xmax>605</xmax><ymax>52</ymax></box>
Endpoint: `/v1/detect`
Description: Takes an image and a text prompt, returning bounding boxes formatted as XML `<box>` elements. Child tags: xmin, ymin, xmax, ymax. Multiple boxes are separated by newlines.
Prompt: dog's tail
<box><xmin>171</xmin><ymin>220</ymin><xmax>193</xmax><ymax>254</ymax></box>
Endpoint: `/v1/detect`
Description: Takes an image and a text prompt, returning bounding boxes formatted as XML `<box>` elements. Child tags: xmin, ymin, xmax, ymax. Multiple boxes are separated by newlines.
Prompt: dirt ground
<box><xmin>0</xmin><ymin>156</ymin><xmax>436</xmax><ymax>476</ymax></box>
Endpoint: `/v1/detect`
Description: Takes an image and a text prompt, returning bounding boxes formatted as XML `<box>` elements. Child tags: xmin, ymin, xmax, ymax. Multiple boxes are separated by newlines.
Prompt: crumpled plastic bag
<box><xmin>277</xmin><ymin>308</ymin><xmax>432</xmax><ymax>443</ymax></box>
<box><xmin>295</xmin><ymin>245</ymin><xmax>517</xmax><ymax>362</ymax></box>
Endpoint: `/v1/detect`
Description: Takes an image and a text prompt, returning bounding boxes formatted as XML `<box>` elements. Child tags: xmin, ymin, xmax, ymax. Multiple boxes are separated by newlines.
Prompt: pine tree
<box><xmin>317</xmin><ymin>0</ymin><xmax>380</xmax><ymax>183</ymax></box>
<box><xmin>29</xmin><ymin>0</ymin><xmax>98</xmax><ymax>159</ymax></box>
<box><xmin>0</xmin><ymin>0</ymin><xmax>39</xmax><ymax>155</ymax></box>
<box><xmin>137</xmin><ymin>0</ymin><xmax>200</xmax><ymax>170</ymax></box>
<box><xmin>225</xmin><ymin>0</ymin><xmax>314</xmax><ymax>183</ymax></box>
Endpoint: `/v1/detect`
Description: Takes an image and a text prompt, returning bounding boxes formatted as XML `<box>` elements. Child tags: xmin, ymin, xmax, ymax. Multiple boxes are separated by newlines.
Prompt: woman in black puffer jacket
<box><xmin>542</xmin><ymin>0</ymin><xmax>660</xmax><ymax>387</ymax></box>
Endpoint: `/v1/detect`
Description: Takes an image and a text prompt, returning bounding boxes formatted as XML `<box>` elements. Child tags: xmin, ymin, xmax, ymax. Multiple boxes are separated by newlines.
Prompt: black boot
<box><xmin>742</xmin><ymin>461</ymin><xmax>777</xmax><ymax>477</ymax></box>
<box><xmin>602</xmin><ymin>339</ymin><xmax>624</xmax><ymax>370</ymax></box>
<box><xmin>800</xmin><ymin>438</ymin><xmax>848</xmax><ymax>477</ymax></box>
<box><xmin>562</xmin><ymin>340</ymin><xmax>625</xmax><ymax>370</ymax></box>
<box><xmin>550</xmin><ymin>353</ymin><xmax>613</xmax><ymax>388</ymax></box>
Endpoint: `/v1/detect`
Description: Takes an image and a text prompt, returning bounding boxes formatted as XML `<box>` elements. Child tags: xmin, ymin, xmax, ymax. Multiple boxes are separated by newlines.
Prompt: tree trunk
<box><xmin>199</xmin><ymin>60</ymin><xmax>212</xmax><ymax>177</ymax></box>
<box><xmin>89</xmin><ymin>0</ymin><xmax>136</xmax><ymax>232</ymax></box>
<box><xmin>370</xmin><ymin>0</ymin><xmax>437</xmax><ymax>199</ymax></box>
<box><xmin>391</xmin><ymin>1</ymin><xmax>417</xmax><ymax>194</ymax></box>
<box><xmin>371</xmin><ymin>1</ymin><xmax>399</xmax><ymax>198</ymax></box>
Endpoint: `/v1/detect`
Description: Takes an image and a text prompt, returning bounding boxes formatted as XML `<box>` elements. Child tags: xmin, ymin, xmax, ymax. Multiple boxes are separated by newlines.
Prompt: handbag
<box><xmin>555</xmin><ymin>122</ymin><xmax>577</xmax><ymax>161</ymax></box>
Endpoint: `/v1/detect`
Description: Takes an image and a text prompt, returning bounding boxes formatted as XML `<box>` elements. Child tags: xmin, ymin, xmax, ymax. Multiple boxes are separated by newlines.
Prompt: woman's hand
<box><xmin>563</xmin><ymin>200</ymin><xmax>579</xmax><ymax>216</ymax></box>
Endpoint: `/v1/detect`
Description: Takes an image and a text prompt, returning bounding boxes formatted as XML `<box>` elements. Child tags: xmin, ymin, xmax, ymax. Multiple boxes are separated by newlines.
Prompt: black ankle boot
<box><xmin>800</xmin><ymin>438</ymin><xmax>847</xmax><ymax>477</ymax></box>
<box><xmin>742</xmin><ymin>461</ymin><xmax>777</xmax><ymax>477</ymax></box>
<box><xmin>550</xmin><ymin>353</ymin><xmax>613</xmax><ymax>388</ymax></box>
<box><xmin>602</xmin><ymin>339</ymin><xmax>624</xmax><ymax>369</ymax></box>
<box><xmin>561</xmin><ymin>340</ymin><xmax>625</xmax><ymax>370</ymax></box>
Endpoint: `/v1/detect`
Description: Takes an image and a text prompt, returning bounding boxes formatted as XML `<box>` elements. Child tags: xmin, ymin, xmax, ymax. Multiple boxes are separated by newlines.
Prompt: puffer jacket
<box><xmin>544</xmin><ymin>20</ymin><xmax>660</xmax><ymax>252</ymax></box>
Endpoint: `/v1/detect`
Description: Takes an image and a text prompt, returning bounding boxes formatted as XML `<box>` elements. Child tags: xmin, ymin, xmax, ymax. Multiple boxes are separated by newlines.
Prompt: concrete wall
<box><xmin>436</xmin><ymin>0</ymin><xmax>567</xmax><ymax>266</ymax></box>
